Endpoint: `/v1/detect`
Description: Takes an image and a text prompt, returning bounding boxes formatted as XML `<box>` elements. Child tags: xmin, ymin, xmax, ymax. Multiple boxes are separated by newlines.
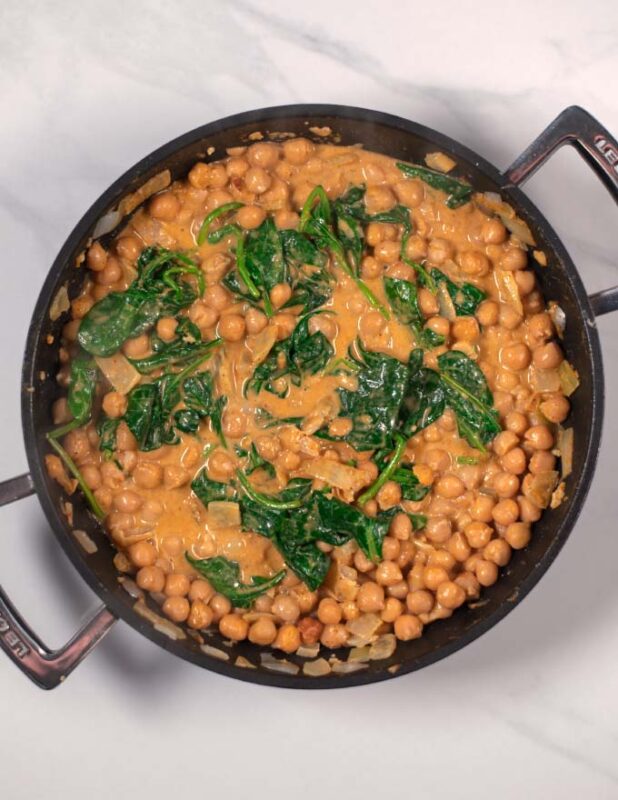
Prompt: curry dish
<box><xmin>46</xmin><ymin>138</ymin><xmax>577</xmax><ymax>658</ymax></box>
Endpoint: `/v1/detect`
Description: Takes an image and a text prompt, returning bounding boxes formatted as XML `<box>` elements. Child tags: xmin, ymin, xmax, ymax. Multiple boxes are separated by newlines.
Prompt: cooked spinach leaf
<box><xmin>191</xmin><ymin>470</ymin><xmax>236</xmax><ymax>505</ymax></box>
<box><xmin>186</xmin><ymin>554</ymin><xmax>285</xmax><ymax>608</ymax></box>
<box><xmin>129</xmin><ymin>318</ymin><xmax>215</xmax><ymax>374</ymax></box>
<box><xmin>78</xmin><ymin>247</ymin><xmax>204</xmax><ymax>357</ymax></box>
<box><xmin>384</xmin><ymin>277</ymin><xmax>445</xmax><ymax>349</ymax></box>
<box><xmin>396</xmin><ymin>163</ymin><xmax>473</xmax><ymax>209</ymax></box>
<box><xmin>97</xmin><ymin>415</ymin><xmax>119</xmax><ymax>460</ymax></box>
<box><xmin>67</xmin><ymin>357</ymin><xmax>98</xmax><ymax>424</ymax></box>
<box><xmin>421</xmin><ymin>268</ymin><xmax>486</xmax><ymax>316</ymax></box>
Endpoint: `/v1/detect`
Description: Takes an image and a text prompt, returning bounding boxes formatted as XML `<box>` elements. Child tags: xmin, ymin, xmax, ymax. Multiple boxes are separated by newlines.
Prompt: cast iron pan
<box><xmin>1</xmin><ymin>105</ymin><xmax>617</xmax><ymax>689</ymax></box>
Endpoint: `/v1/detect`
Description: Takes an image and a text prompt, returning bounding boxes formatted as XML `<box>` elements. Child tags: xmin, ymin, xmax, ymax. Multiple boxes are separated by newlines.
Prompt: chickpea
<box><xmin>483</xmin><ymin>538</ymin><xmax>512</xmax><ymax>567</ymax></box>
<box><xmin>519</xmin><ymin>496</ymin><xmax>542</xmax><ymax>523</ymax></box>
<box><xmin>455</xmin><ymin>572</ymin><xmax>481</xmax><ymax>599</ymax></box>
<box><xmin>203</xmin><ymin>284</ymin><xmax>229</xmax><ymax>311</ymax></box>
<box><xmin>102</xmin><ymin>391</ymin><xmax>128</xmax><ymax>420</ymax></box>
<box><xmin>389</xmin><ymin>512</ymin><xmax>412</xmax><ymax>541</ymax></box>
<box><xmin>427</xmin><ymin>238</ymin><xmax>453</xmax><ymax>265</ymax></box>
<box><xmin>451</xmin><ymin>317</ymin><xmax>480</xmax><ymax>342</ymax></box>
<box><xmin>528</xmin><ymin>313</ymin><xmax>554</xmax><ymax>344</ymax></box>
<box><xmin>540</xmin><ymin>393</ymin><xmax>570</xmax><ymax>423</ymax></box>
<box><xmin>320</xmin><ymin>623</ymin><xmax>348</xmax><ymax>649</ymax></box>
<box><xmin>406</xmin><ymin>590</ymin><xmax>434</xmax><ymax>615</ymax></box>
<box><xmin>163</xmin><ymin>596</ymin><xmax>190</xmax><ymax>623</ymax></box>
<box><xmin>505</xmin><ymin>521</ymin><xmax>532</xmax><ymax>549</ymax></box>
<box><xmin>435</xmin><ymin>474</ymin><xmax>465</xmax><ymax>499</ymax></box>
<box><xmin>459</xmin><ymin>251</ymin><xmax>490</xmax><ymax>277</ymax></box>
<box><xmin>481</xmin><ymin>218</ymin><xmax>507</xmax><ymax>244</ymax></box>
<box><xmin>422</xmin><ymin>566</ymin><xmax>449</xmax><ymax>591</ymax></box>
<box><xmin>360</xmin><ymin>255</ymin><xmax>382</xmax><ymax>279</ymax></box>
<box><xmin>136</xmin><ymin>565</ymin><xmax>165</xmax><ymax>593</ymax></box>
<box><xmin>376</xmin><ymin>481</ymin><xmax>402</xmax><ymax>510</ymax></box>
<box><xmin>533</xmin><ymin>342</ymin><xmax>563</xmax><ymax>370</ymax></box>
<box><xmin>436</xmin><ymin>580</ymin><xmax>466</xmax><ymax>610</ymax></box>
<box><xmin>164</xmin><ymin>573</ymin><xmax>190</xmax><ymax>598</ymax></box>
<box><xmin>113</xmin><ymin>490</ymin><xmax>143</xmax><ymax>514</ymax></box>
<box><xmin>248</xmin><ymin>617</ymin><xmax>278</xmax><ymax>645</ymax></box>
<box><xmin>448</xmin><ymin>531</ymin><xmax>472</xmax><ymax>562</ymax></box>
<box><xmin>210</xmin><ymin>593</ymin><xmax>232</xmax><ymax>622</ymax></box>
<box><xmin>245</xmin><ymin>307</ymin><xmax>268</xmax><ymax>334</ymax></box>
<box><xmin>127</xmin><ymin>541</ymin><xmax>155</xmax><ymax>568</ymax></box>
<box><xmin>476</xmin><ymin>559</ymin><xmax>499</xmax><ymax>587</ymax></box>
<box><xmin>71</xmin><ymin>295</ymin><xmax>94</xmax><ymax>319</ymax></box>
<box><xmin>95</xmin><ymin>256</ymin><xmax>122</xmax><ymax>286</ymax></box>
<box><xmin>222</xmin><ymin>409</ymin><xmax>247</xmax><ymax>439</ymax></box>
<box><xmin>375</xmin><ymin>561</ymin><xmax>403</xmax><ymax>587</ymax></box>
<box><xmin>81</xmin><ymin>465</ymin><xmax>102</xmax><ymax>491</ymax></box>
<box><xmin>464</xmin><ymin>521</ymin><xmax>493</xmax><ymax>549</ymax></box>
<box><xmin>529</xmin><ymin>450</ymin><xmax>556</xmax><ymax>473</ymax></box>
<box><xmin>317</xmin><ymin>598</ymin><xmax>342</xmax><ymax>625</ymax></box>
<box><xmin>501</xmin><ymin>247</ymin><xmax>527</xmax><ymax>271</ymax></box>
<box><xmin>274</xmin><ymin>623</ymin><xmax>301</xmax><ymax>653</ymax></box>
<box><xmin>394</xmin><ymin>178</ymin><xmax>424</xmax><ymax>207</ymax></box>
<box><xmin>382</xmin><ymin>537</ymin><xmax>401</xmax><ymax>562</ymax></box>
<box><xmin>237</xmin><ymin>204</ymin><xmax>266</xmax><ymax>229</ymax></box>
<box><xmin>187</xmin><ymin>580</ymin><xmax>214</xmax><ymax>604</ymax></box>
<box><xmin>365</xmin><ymin>185</ymin><xmax>396</xmax><ymax>213</ymax></box>
<box><xmin>380</xmin><ymin>597</ymin><xmax>403</xmax><ymax>623</ymax></box>
<box><xmin>149</xmin><ymin>192</ymin><xmax>180</xmax><ymax>221</ymax></box>
<box><xmin>87</xmin><ymin>241</ymin><xmax>108</xmax><ymax>272</ymax></box>
<box><xmin>163</xmin><ymin>465</ymin><xmax>191</xmax><ymax>489</ymax></box>
<box><xmin>501</xmin><ymin>447</ymin><xmax>527</xmax><ymax>476</ymax></box>
<box><xmin>354</xmin><ymin>549</ymin><xmax>375</xmax><ymax>573</ymax></box>
<box><xmin>514</xmin><ymin>270</ymin><xmax>536</xmax><ymax>296</ymax></box>
<box><xmin>426</xmin><ymin>315</ymin><xmax>450</xmax><ymax>339</ymax></box>
<box><xmin>207</xmin><ymin>189</ymin><xmax>234</xmax><ymax>210</ymax></box>
<box><xmin>501</xmin><ymin>343</ymin><xmax>531</xmax><ymax>371</ymax></box>
<box><xmin>524</xmin><ymin>425</ymin><xmax>554</xmax><ymax>451</ymax></box>
<box><xmin>373</xmin><ymin>239</ymin><xmax>401</xmax><ymax>264</ymax></box>
<box><xmin>274</xmin><ymin>209</ymin><xmax>300</xmax><ymax>229</ymax></box>
<box><xmin>357</xmin><ymin>581</ymin><xmax>385</xmax><ymax>612</ymax></box>
<box><xmin>272</xmin><ymin>312</ymin><xmax>296</xmax><ymax>340</ymax></box>
<box><xmin>394</xmin><ymin>614</ymin><xmax>423</xmax><ymax>641</ymax></box>
<box><xmin>505</xmin><ymin>411</ymin><xmax>529</xmax><ymax>436</ymax></box>
<box><xmin>476</xmin><ymin>300</ymin><xmax>499</xmax><ymax>327</ymax></box>
<box><xmin>133</xmin><ymin>462</ymin><xmax>163</xmax><ymax>490</ymax></box>
<box><xmin>122</xmin><ymin>333</ymin><xmax>150</xmax><ymax>359</ymax></box>
<box><xmin>219</xmin><ymin>613</ymin><xmax>249</xmax><ymax>641</ymax></box>
<box><xmin>272</xmin><ymin>594</ymin><xmax>300</xmax><ymax>623</ymax></box>
<box><xmin>298</xmin><ymin>616</ymin><xmax>323</xmax><ymax>644</ymax></box>
<box><xmin>492</xmin><ymin>499</ymin><xmax>520</xmax><ymax>526</ymax></box>
<box><xmin>425</xmin><ymin>516</ymin><xmax>452</xmax><ymax>544</ymax></box>
<box><xmin>360</xmin><ymin>310</ymin><xmax>386</xmax><ymax>338</ymax></box>
<box><xmin>493</xmin><ymin>472</ymin><xmax>520</xmax><ymax>498</ymax></box>
<box><xmin>219</xmin><ymin>313</ymin><xmax>246</xmax><ymax>342</ymax></box>
<box><xmin>244</xmin><ymin>167</ymin><xmax>272</xmax><ymax>195</ymax></box>
<box><xmin>247</xmin><ymin>142</ymin><xmax>279</xmax><ymax>169</ymax></box>
<box><xmin>64</xmin><ymin>429</ymin><xmax>91</xmax><ymax>464</ymax></box>
<box><xmin>152</xmin><ymin>315</ymin><xmax>178</xmax><ymax>342</ymax></box>
<box><xmin>187</xmin><ymin>600</ymin><xmax>213</xmax><ymax>630</ymax></box>
<box><xmin>404</xmin><ymin>234</ymin><xmax>428</xmax><ymax>261</ymax></box>
<box><xmin>189</xmin><ymin>301</ymin><xmax>218</xmax><ymax>331</ymax></box>
<box><xmin>270</xmin><ymin>282</ymin><xmax>293</xmax><ymax>309</ymax></box>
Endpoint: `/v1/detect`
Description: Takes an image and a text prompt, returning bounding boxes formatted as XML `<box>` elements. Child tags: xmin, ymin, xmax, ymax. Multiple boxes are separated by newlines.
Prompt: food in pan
<box><xmin>46</xmin><ymin>138</ymin><xmax>577</xmax><ymax>654</ymax></box>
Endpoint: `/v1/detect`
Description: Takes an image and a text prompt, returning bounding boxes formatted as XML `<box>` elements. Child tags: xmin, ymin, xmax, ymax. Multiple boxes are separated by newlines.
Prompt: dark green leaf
<box><xmin>422</xmin><ymin>268</ymin><xmax>486</xmax><ymax>316</ymax></box>
<box><xmin>67</xmin><ymin>357</ymin><xmax>97</xmax><ymax>424</ymax></box>
<box><xmin>96</xmin><ymin>415</ymin><xmax>119</xmax><ymax>460</ymax></box>
<box><xmin>191</xmin><ymin>469</ymin><xmax>237</xmax><ymax>505</ymax></box>
<box><xmin>186</xmin><ymin>554</ymin><xmax>285</xmax><ymax>608</ymax></box>
<box><xmin>396</xmin><ymin>163</ymin><xmax>473</xmax><ymax>209</ymax></box>
<box><xmin>384</xmin><ymin>277</ymin><xmax>445</xmax><ymax>349</ymax></box>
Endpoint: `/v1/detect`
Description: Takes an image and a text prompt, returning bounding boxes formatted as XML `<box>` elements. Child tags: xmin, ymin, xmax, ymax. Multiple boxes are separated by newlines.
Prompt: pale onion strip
<box><xmin>49</xmin><ymin>284</ymin><xmax>70</xmax><ymax>321</ymax></box>
<box><xmin>260</xmin><ymin>654</ymin><xmax>300</xmax><ymax>675</ymax></box>
<box><xmin>297</xmin><ymin>643</ymin><xmax>320</xmax><ymax>659</ymax></box>
<box><xmin>495</xmin><ymin>270</ymin><xmax>523</xmax><ymax>316</ymax></box>
<box><xmin>369</xmin><ymin>634</ymin><xmax>397</xmax><ymax>661</ymax></box>
<box><xmin>235</xmin><ymin>656</ymin><xmax>257</xmax><ymax>669</ymax></box>
<box><xmin>331</xmin><ymin>660</ymin><xmax>369</xmax><ymax>675</ymax></box>
<box><xmin>303</xmin><ymin>658</ymin><xmax>332</xmax><ymax>677</ymax></box>
<box><xmin>95</xmin><ymin>353</ymin><xmax>141</xmax><ymax>394</ymax></box>
<box><xmin>118</xmin><ymin>577</ymin><xmax>143</xmax><ymax>599</ymax></box>
<box><xmin>300</xmin><ymin>458</ymin><xmax>367</xmax><ymax>493</ymax></box>
<box><xmin>557</xmin><ymin>427</ymin><xmax>574</xmax><ymax>479</ymax></box>
<box><xmin>424</xmin><ymin>152</ymin><xmax>456</xmax><ymax>173</ymax></box>
<box><xmin>208</xmin><ymin>501</ymin><xmax>241</xmax><ymax>528</ymax></box>
<box><xmin>558</xmin><ymin>361</ymin><xmax>580</xmax><ymax>397</ymax></box>
<box><xmin>201</xmin><ymin>644</ymin><xmax>230</xmax><ymax>661</ymax></box>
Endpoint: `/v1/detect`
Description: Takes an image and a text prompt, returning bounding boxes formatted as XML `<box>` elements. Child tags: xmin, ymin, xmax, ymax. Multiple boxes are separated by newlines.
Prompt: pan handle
<box><xmin>0</xmin><ymin>473</ymin><xmax>116</xmax><ymax>690</ymax></box>
<box><xmin>505</xmin><ymin>105</ymin><xmax>618</xmax><ymax>317</ymax></box>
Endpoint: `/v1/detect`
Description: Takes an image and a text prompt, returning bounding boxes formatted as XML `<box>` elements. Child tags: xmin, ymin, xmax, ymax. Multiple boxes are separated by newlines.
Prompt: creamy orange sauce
<box><xmin>48</xmin><ymin>138</ymin><xmax>572</xmax><ymax>653</ymax></box>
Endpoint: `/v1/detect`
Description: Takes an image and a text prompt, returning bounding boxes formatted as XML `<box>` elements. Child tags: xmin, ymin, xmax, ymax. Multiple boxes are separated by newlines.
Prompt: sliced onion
<box><xmin>303</xmin><ymin>658</ymin><xmax>332</xmax><ymax>677</ymax></box>
<box><xmin>550</xmin><ymin>482</ymin><xmax>566</xmax><ymax>509</ymax></box>
<box><xmin>424</xmin><ymin>152</ymin><xmax>456</xmax><ymax>173</ymax></box>
<box><xmin>557</xmin><ymin>427</ymin><xmax>574</xmax><ymax>479</ymax></box>
<box><xmin>246</xmin><ymin>327</ymin><xmax>278</xmax><ymax>366</ymax></box>
<box><xmin>300</xmin><ymin>458</ymin><xmax>367</xmax><ymax>493</ymax></box>
<box><xmin>529</xmin><ymin>367</ymin><xmax>561</xmax><ymax>393</ymax></box>
<box><xmin>495</xmin><ymin>270</ymin><xmax>523</xmax><ymax>316</ymax></box>
<box><xmin>261</xmin><ymin>653</ymin><xmax>300</xmax><ymax>675</ymax></box>
<box><xmin>234</xmin><ymin>656</ymin><xmax>257</xmax><ymax>669</ymax></box>
<box><xmin>208</xmin><ymin>501</ymin><xmax>241</xmax><ymax>528</ymax></box>
<box><xmin>369</xmin><ymin>634</ymin><xmax>397</xmax><ymax>661</ymax></box>
<box><xmin>49</xmin><ymin>284</ymin><xmax>70</xmax><ymax>321</ymax></box>
<box><xmin>297</xmin><ymin>643</ymin><xmax>320</xmax><ymax>659</ymax></box>
<box><xmin>118</xmin><ymin>577</ymin><xmax>142</xmax><ymax>599</ymax></box>
<box><xmin>549</xmin><ymin>301</ymin><xmax>566</xmax><ymax>339</ymax></box>
<box><xmin>474</xmin><ymin>193</ymin><xmax>535</xmax><ymax>247</ymax></box>
<box><xmin>95</xmin><ymin>353</ymin><xmax>141</xmax><ymax>394</ymax></box>
<box><xmin>558</xmin><ymin>361</ymin><xmax>580</xmax><ymax>397</ymax></box>
<box><xmin>348</xmin><ymin>645</ymin><xmax>371</xmax><ymax>662</ymax></box>
<box><xmin>522</xmin><ymin>470</ymin><xmax>559</xmax><ymax>509</ymax></box>
<box><xmin>331</xmin><ymin>660</ymin><xmax>369</xmax><ymax>674</ymax></box>
<box><xmin>201</xmin><ymin>644</ymin><xmax>230</xmax><ymax>661</ymax></box>
<box><xmin>437</xmin><ymin>283</ymin><xmax>457</xmax><ymax>321</ymax></box>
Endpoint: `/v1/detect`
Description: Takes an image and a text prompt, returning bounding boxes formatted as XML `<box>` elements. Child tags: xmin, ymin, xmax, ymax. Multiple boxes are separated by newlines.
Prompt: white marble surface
<box><xmin>1</xmin><ymin>1</ymin><xmax>618</xmax><ymax>797</ymax></box>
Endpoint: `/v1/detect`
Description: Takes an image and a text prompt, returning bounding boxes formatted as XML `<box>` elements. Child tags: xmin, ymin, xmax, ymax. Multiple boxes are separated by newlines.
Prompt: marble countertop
<box><xmin>1</xmin><ymin>1</ymin><xmax>618</xmax><ymax>797</ymax></box>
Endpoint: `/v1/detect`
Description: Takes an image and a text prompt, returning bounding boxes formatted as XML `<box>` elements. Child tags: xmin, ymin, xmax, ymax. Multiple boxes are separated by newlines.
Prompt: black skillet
<box><xmin>1</xmin><ymin>104</ymin><xmax>617</xmax><ymax>689</ymax></box>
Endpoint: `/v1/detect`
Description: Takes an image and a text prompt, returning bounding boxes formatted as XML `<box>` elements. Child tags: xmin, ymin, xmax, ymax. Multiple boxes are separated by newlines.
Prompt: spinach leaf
<box><xmin>97</xmin><ymin>415</ymin><xmax>119</xmax><ymax>460</ymax></box>
<box><xmin>186</xmin><ymin>554</ymin><xmax>285</xmax><ymax>608</ymax></box>
<box><xmin>78</xmin><ymin>247</ymin><xmax>204</xmax><ymax>357</ymax></box>
<box><xmin>129</xmin><ymin>318</ymin><xmax>213</xmax><ymax>374</ymax></box>
<box><xmin>384</xmin><ymin>277</ymin><xmax>445</xmax><ymax>349</ymax></box>
<box><xmin>313</xmin><ymin>493</ymin><xmax>389</xmax><ymax>562</ymax></box>
<box><xmin>437</xmin><ymin>350</ymin><xmax>500</xmax><ymax>450</ymax></box>
<box><xmin>244</xmin><ymin>218</ymin><xmax>286</xmax><ymax>317</ymax></box>
<box><xmin>400</xmin><ymin>350</ymin><xmax>447</xmax><ymax>438</ymax></box>
<box><xmin>396</xmin><ymin>163</ymin><xmax>473</xmax><ymax>209</ymax></box>
<box><xmin>67</xmin><ymin>357</ymin><xmax>98</xmax><ymax>424</ymax></box>
<box><xmin>422</xmin><ymin>268</ymin><xmax>486</xmax><ymax>316</ymax></box>
<box><xmin>320</xmin><ymin>341</ymin><xmax>410</xmax><ymax>450</ymax></box>
<box><xmin>300</xmin><ymin>186</ymin><xmax>389</xmax><ymax>318</ymax></box>
<box><xmin>191</xmin><ymin>470</ymin><xmax>236</xmax><ymax>505</ymax></box>
<box><xmin>124</xmin><ymin>376</ymin><xmax>181</xmax><ymax>451</ymax></box>
<box><xmin>245</xmin><ymin>312</ymin><xmax>334</xmax><ymax>397</ymax></box>
<box><xmin>243</xmin><ymin>443</ymin><xmax>276</xmax><ymax>478</ymax></box>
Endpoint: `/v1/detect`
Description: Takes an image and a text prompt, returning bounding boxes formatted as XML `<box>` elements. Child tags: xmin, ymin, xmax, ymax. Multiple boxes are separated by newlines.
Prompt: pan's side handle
<box><xmin>0</xmin><ymin>473</ymin><xmax>116</xmax><ymax>689</ymax></box>
<box><xmin>505</xmin><ymin>105</ymin><xmax>618</xmax><ymax>317</ymax></box>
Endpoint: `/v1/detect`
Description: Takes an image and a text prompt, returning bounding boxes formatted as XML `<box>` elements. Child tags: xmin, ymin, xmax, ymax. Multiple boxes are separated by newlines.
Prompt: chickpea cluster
<box><xmin>49</xmin><ymin>137</ymin><xmax>572</xmax><ymax>658</ymax></box>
